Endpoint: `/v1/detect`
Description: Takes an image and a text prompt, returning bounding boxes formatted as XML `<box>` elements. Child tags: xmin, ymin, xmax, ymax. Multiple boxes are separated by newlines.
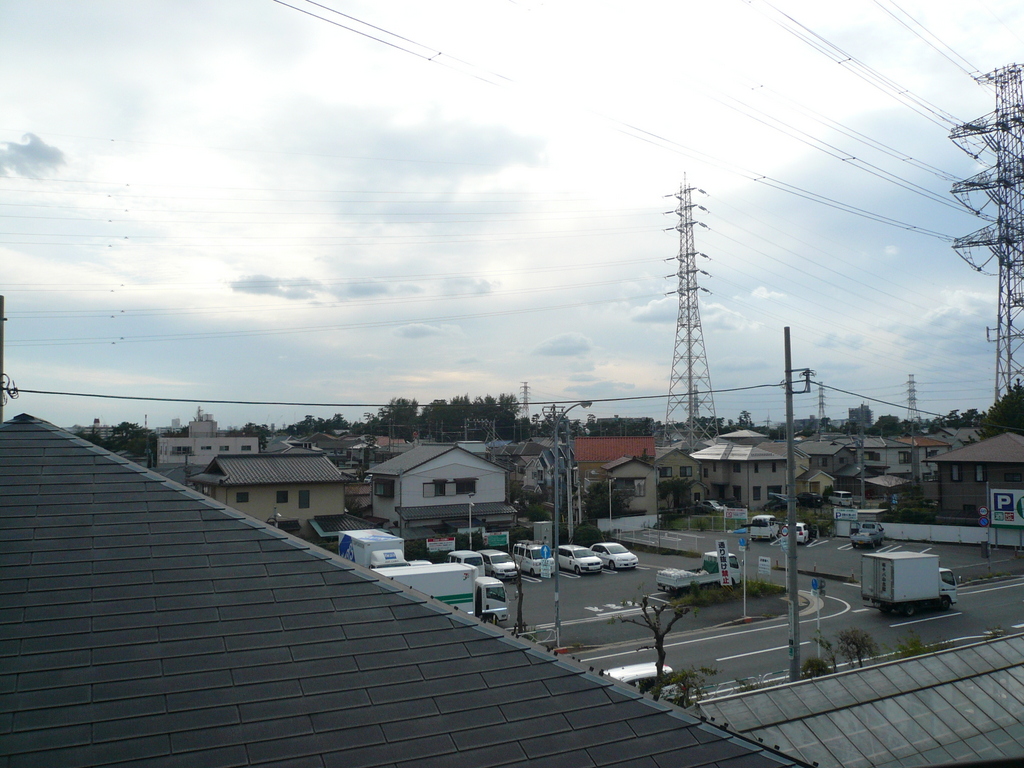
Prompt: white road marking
<box><xmin>717</xmin><ymin>640</ymin><xmax>811</xmax><ymax>662</ymax></box>
<box><xmin>889</xmin><ymin>612</ymin><xmax>963</xmax><ymax>628</ymax></box>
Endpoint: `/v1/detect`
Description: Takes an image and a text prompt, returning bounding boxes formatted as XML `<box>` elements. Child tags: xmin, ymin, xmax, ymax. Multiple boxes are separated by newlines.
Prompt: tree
<box><xmin>836</xmin><ymin>628</ymin><xmax>879</xmax><ymax>668</ymax></box>
<box><xmin>661</xmin><ymin>665</ymin><xmax>717</xmax><ymax>708</ymax></box>
<box><xmin>737</xmin><ymin>410</ymin><xmax>753</xmax><ymax>429</ymax></box>
<box><xmin>614</xmin><ymin>593</ymin><xmax>691</xmax><ymax>700</ymax></box>
<box><xmin>584</xmin><ymin>481</ymin><xmax>631</xmax><ymax>520</ymax></box>
<box><xmin>981</xmin><ymin>383</ymin><xmax>1024</xmax><ymax>439</ymax></box>
<box><xmin>658</xmin><ymin>478</ymin><xmax>694</xmax><ymax>512</ymax></box>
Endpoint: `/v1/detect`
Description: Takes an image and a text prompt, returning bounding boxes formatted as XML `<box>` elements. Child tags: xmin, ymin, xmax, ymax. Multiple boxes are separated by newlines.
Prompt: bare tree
<box><xmin>837</xmin><ymin>628</ymin><xmax>879</xmax><ymax>668</ymax></box>
<box><xmin>615</xmin><ymin>593</ymin><xmax>691</xmax><ymax>700</ymax></box>
<box><xmin>513</xmin><ymin>563</ymin><xmax>527</xmax><ymax>636</ymax></box>
<box><xmin>662</xmin><ymin>665</ymin><xmax>717</xmax><ymax>708</ymax></box>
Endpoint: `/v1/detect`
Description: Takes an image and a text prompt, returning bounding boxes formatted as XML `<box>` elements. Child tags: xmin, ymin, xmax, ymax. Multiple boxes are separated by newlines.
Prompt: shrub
<box><xmin>801</xmin><ymin>657</ymin><xmax>831</xmax><ymax>679</ymax></box>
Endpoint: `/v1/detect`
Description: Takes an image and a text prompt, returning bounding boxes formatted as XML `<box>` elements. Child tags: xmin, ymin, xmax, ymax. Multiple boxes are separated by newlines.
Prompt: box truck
<box><xmin>383</xmin><ymin>562</ymin><xmax>509</xmax><ymax>623</ymax></box>
<box><xmin>861</xmin><ymin>551</ymin><xmax>957</xmax><ymax>616</ymax></box>
<box><xmin>338</xmin><ymin>529</ymin><xmax>409</xmax><ymax>569</ymax></box>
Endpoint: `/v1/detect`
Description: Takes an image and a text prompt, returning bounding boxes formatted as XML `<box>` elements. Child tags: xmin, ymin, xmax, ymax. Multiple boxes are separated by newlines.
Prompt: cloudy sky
<box><xmin>2</xmin><ymin>0</ymin><xmax>1022</xmax><ymax>432</ymax></box>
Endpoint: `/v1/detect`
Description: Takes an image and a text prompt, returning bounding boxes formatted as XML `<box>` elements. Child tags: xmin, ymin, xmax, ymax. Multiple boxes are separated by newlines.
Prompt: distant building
<box><xmin>848</xmin><ymin>403</ymin><xmax>873</xmax><ymax>429</ymax></box>
<box><xmin>156</xmin><ymin>415</ymin><xmax>259</xmax><ymax>466</ymax></box>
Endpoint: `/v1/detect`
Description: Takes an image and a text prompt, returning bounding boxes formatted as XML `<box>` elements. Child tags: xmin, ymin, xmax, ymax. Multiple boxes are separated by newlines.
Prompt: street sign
<box><xmin>716</xmin><ymin>539</ymin><xmax>730</xmax><ymax>587</ymax></box>
<box><xmin>811</xmin><ymin>578</ymin><xmax>819</xmax><ymax>591</ymax></box>
<box><xmin>540</xmin><ymin>560</ymin><xmax>552</xmax><ymax>578</ymax></box>
<box><xmin>487</xmin><ymin>532</ymin><xmax>508</xmax><ymax>548</ymax></box>
<box><xmin>979</xmin><ymin>506</ymin><xmax>990</xmax><ymax>517</ymax></box>
<box><xmin>979</xmin><ymin>517</ymin><xmax>991</xmax><ymax>527</ymax></box>
<box><xmin>758</xmin><ymin>556</ymin><xmax>771</xmax><ymax>576</ymax></box>
<box><xmin>781</xmin><ymin>525</ymin><xmax>789</xmax><ymax>537</ymax></box>
<box><xmin>819</xmin><ymin>580</ymin><xmax>826</xmax><ymax>597</ymax></box>
<box><xmin>738</xmin><ymin>536</ymin><xmax>747</xmax><ymax>552</ymax></box>
<box><xmin>780</xmin><ymin>537</ymin><xmax>789</xmax><ymax>552</ymax></box>
<box><xmin>540</xmin><ymin>545</ymin><xmax>551</xmax><ymax>559</ymax></box>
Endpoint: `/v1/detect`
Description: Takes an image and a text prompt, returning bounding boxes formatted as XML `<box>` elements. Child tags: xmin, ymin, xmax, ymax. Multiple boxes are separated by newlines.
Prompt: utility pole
<box><xmin>784</xmin><ymin>328</ymin><xmax>800</xmax><ymax>682</ymax></box>
<box><xmin>0</xmin><ymin>295</ymin><xmax>14</xmax><ymax>425</ymax></box>
<box><xmin>664</xmin><ymin>178</ymin><xmax>717</xmax><ymax>448</ymax></box>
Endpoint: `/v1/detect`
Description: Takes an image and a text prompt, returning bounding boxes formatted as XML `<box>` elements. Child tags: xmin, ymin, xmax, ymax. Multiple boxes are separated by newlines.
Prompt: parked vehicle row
<box><xmin>508</xmin><ymin>541</ymin><xmax>640</xmax><ymax>577</ymax></box>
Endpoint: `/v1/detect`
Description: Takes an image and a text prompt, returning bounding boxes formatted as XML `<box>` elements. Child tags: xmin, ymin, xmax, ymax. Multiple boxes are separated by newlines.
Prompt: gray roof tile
<box><xmin>0</xmin><ymin>415</ymin><xmax>805</xmax><ymax>768</ymax></box>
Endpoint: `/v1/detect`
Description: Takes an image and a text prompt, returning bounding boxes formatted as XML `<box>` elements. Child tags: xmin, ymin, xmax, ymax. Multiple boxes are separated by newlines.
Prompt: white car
<box><xmin>478</xmin><ymin>549</ymin><xmax>517</xmax><ymax>580</ymax></box>
<box><xmin>589</xmin><ymin>542</ymin><xmax>639</xmax><ymax>570</ymax></box>
<box><xmin>557</xmin><ymin>545</ymin><xmax>603</xmax><ymax>574</ymax></box>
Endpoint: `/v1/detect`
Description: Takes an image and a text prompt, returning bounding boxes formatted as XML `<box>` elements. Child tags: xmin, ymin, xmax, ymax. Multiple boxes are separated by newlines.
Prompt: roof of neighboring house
<box><xmin>691</xmin><ymin>442</ymin><xmax>783</xmax><ymax>462</ymax></box>
<box><xmin>189</xmin><ymin>452</ymin><xmax>355</xmax><ymax>486</ymax></box>
<box><xmin>720</xmin><ymin>429</ymin><xmax>768</xmax><ymax>439</ymax></box>
<box><xmin>574</xmin><ymin>436</ymin><xmax>656</xmax><ymax>463</ymax></box>
<box><xmin>311</xmin><ymin>512</ymin><xmax>383</xmax><ymax>533</ymax></box>
<box><xmin>895</xmin><ymin>435</ymin><xmax>951</xmax><ymax>448</ymax></box>
<box><xmin>655</xmin><ymin>446</ymin><xmax>696</xmax><ymax>462</ymax></box>
<box><xmin>1</xmin><ymin>414</ymin><xmax>806</xmax><ymax>768</ymax></box>
<box><xmin>930</xmin><ymin>431</ymin><xmax>1024</xmax><ymax>463</ymax></box>
<box><xmin>370</xmin><ymin>444</ymin><xmax>500</xmax><ymax>476</ymax></box>
<box><xmin>696</xmin><ymin>634</ymin><xmax>1024</xmax><ymax>768</ymax></box>
<box><xmin>794</xmin><ymin>440</ymin><xmax>849</xmax><ymax>457</ymax></box>
<box><xmin>397</xmin><ymin>501</ymin><xmax>517</xmax><ymax>522</ymax></box>
<box><xmin>865</xmin><ymin>474</ymin><xmax>912</xmax><ymax>488</ymax></box>
<box><xmin>602</xmin><ymin>456</ymin><xmax>653</xmax><ymax>472</ymax></box>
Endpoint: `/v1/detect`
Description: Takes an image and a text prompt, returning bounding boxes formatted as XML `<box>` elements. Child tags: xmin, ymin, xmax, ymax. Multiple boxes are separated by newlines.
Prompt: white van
<box><xmin>831</xmin><ymin>491</ymin><xmax>853</xmax><ymax>507</ymax></box>
<box><xmin>445</xmin><ymin>550</ymin><xmax>484</xmax><ymax>579</ymax></box>
<box><xmin>748</xmin><ymin>514</ymin><xmax>779</xmax><ymax>541</ymax></box>
<box><xmin>512</xmin><ymin>542</ymin><xmax>554</xmax><ymax>577</ymax></box>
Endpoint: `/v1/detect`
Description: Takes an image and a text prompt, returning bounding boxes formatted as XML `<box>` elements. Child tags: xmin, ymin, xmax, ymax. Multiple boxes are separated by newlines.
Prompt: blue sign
<box><xmin>540</xmin><ymin>545</ymin><xmax>551</xmax><ymax>559</ymax></box>
<box><xmin>979</xmin><ymin>517</ymin><xmax>990</xmax><ymax>527</ymax></box>
<box><xmin>738</xmin><ymin>537</ymin><xmax>746</xmax><ymax>548</ymax></box>
<box><xmin>811</xmin><ymin>578</ymin><xmax>819</xmax><ymax>590</ymax></box>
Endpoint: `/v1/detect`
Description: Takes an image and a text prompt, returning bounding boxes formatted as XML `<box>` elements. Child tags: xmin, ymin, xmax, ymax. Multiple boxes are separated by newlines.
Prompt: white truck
<box><xmin>657</xmin><ymin>551</ymin><xmax>741</xmax><ymax>595</ymax></box>
<box><xmin>861</xmin><ymin>551</ymin><xmax>958</xmax><ymax>616</ymax></box>
<box><xmin>383</xmin><ymin>562</ymin><xmax>509</xmax><ymax>623</ymax></box>
<box><xmin>338</xmin><ymin>529</ymin><xmax>410</xmax><ymax>569</ymax></box>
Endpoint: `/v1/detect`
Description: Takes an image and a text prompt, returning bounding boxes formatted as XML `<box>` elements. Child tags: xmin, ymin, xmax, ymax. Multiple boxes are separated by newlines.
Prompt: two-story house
<box><xmin>929</xmin><ymin>432</ymin><xmax>1024</xmax><ymax>523</ymax></box>
<box><xmin>369</xmin><ymin>444</ymin><xmax>515</xmax><ymax>538</ymax></box>
<box><xmin>690</xmin><ymin>441</ymin><xmax>789</xmax><ymax>508</ymax></box>
<box><xmin>654</xmin><ymin>446</ymin><xmax>706</xmax><ymax>508</ymax></box>
<box><xmin>189</xmin><ymin>453</ymin><xmax>354</xmax><ymax>538</ymax></box>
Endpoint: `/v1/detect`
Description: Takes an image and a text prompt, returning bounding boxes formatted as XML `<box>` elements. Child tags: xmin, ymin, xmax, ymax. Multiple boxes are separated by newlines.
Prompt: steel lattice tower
<box><xmin>951</xmin><ymin>64</ymin><xmax>1024</xmax><ymax>399</ymax></box>
<box><xmin>906</xmin><ymin>374</ymin><xmax>921</xmax><ymax>424</ymax></box>
<box><xmin>665</xmin><ymin>180</ymin><xmax>717</xmax><ymax>448</ymax></box>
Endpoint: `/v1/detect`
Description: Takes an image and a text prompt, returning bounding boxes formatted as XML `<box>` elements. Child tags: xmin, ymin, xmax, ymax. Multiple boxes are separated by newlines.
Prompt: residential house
<box><xmin>369</xmin><ymin>444</ymin><xmax>516</xmax><ymax>538</ymax></box>
<box><xmin>156</xmin><ymin>415</ymin><xmax>259</xmax><ymax>466</ymax></box>
<box><xmin>654</xmin><ymin>446</ymin><xmax>706</xmax><ymax>507</ymax></box>
<box><xmin>690</xmin><ymin>441</ymin><xmax>789</xmax><ymax>508</ymax></box>
<box><xmin>189</xmin><ymin>452</ymin><xmax>354</xmax><ymax>538</ymax></box>
<box><xmin>575</xmin><ymin>436</ymin><xmax>655</xmax><ymax>483</ymax></box>
<box><xmin>929</xmin><ymin>431</ymin><xmax>1024</xmax><ymax>521</ymax></box>
<box><xmin>1</xmin><ymin>413</ymin><xmax>804</xmax><ymax>768</ymax></box>
<box><xmin>602</xmin><ymin>456</ymin><xmax>658</xmax><ymax>516</ymax></box>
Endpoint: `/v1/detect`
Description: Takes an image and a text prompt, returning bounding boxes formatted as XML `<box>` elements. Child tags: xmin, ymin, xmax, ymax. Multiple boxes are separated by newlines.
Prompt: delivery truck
<box><xmin>657</xmin><ymin>551</ymin><xmax>741</xmax><ymax>594</ymax></box>
<box><xmin>383</xmin><ymin>562</ymin><xmax>509</xmax><ymax>623</ymax></box>
<box><xmin>861</xmin><ymin>551</ymin><xmax>958</xmax><ymax>616</ymax></box>
<box><xmin>338</xmin><ymin>529</ymin><xmax>409</xmax><ymax>569</ymax></box>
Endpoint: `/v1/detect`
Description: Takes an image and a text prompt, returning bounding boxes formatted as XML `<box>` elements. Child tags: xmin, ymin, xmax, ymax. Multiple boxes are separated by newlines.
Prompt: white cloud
<box><xmin>533</xmin><ymin>333</ymin><xmax>593</xmax><ymax>357</ymax></box>
<box><xmin>751</xmin><ymin>286</ymin><xmax>784</xmax><ymax>300</ymax></box>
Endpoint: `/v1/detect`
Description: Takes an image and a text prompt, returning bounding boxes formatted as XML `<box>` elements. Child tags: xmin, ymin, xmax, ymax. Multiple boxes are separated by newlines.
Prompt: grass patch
<box><xmin>672</xmin><ymin>578</ymin><xmax>785</xmax><ymax>608</ymax></box>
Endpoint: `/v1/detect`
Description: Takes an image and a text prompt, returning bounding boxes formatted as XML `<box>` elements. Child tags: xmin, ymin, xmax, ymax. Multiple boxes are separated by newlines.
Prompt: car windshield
<box><xmin>464</xmin><ymin>556</ymin><xmax>484</xmax><ymax>566</ymax></box>
<box><xmin>488</xmin><ymin>553</ymin><xmax>513</xmax><ymax>564</ymax></box>
<box><xmin>603</xmin><ymin>544</ymin><xmax>628</xmax><ymax>554</ymax></box>
<box><xmin>570</xmin><ymin>547</ymin><xmax>591</xmax><ymax>556</ymax></box>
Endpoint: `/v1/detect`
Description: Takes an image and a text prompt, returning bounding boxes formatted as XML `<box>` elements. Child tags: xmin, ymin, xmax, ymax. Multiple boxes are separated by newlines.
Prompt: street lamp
<box><xmin>552</xmin><ymin>400</ymin><xmax>592</xmax><ymax>648</ymax></box>
<box><xmin>467</xmin><ymin>492</ymin><xmax>475</xmax><ymax>548</ymax></box>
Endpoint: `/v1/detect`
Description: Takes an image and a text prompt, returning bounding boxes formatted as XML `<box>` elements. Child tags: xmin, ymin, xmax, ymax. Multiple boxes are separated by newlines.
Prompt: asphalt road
<box><xmin>502</xmin><ymin>531</ymin><xmax>1024</xmax><ymax>691</ymax></box>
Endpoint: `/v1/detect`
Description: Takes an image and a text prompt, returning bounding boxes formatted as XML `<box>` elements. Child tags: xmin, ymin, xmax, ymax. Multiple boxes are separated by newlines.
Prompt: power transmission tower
<box><xmin>817</xmin><ymin>383</ymin><xmax>826</xmax><ymax>438</ymax></box>
<box><xmin>519</xmin><ymin>382</ymin><xmax>530</xmax><ymax>419</ymax></box>
<box><xmin>906</xmin><ymin>374</ymin><xmax>921</xmax><ymax>425</ymax></box>
<box><xmin>664</xmin><ymin>180</ymin><xmax>718</xmax><ymax>448</ymax></box>
<box><xmin>951</xmin><ymin>63</ymin><xmax>1024</xmax><ymax>399</ymax></box>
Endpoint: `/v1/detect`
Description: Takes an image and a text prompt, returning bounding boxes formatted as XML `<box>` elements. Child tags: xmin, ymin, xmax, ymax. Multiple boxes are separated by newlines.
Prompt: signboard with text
<box><xmin>725</xmin><ymin>508</ymin><xmax>748</xmax><ymax>521</ymax></box>
<box><xmin>758</xmin><ymin>556</ymin><xmax>771</xmax><ymax>576</ymax></box>
<box><xmin>716</xmin><ymin>539</ymin><xmax>731</xmax><ymax>587</ymax></box>
<box><xmin>426</xmin><ymin>537</ymin><xmax>456</xmax><ymax>552</ymax></box>
<box><xmin>990</xmin><ymin>490</ymin><xmax>1024</xmax><ymax>528</ymax></box>
<box><xmin>486</xmin><ymin>532</ymin><xmax>509</xmax><ymax>548</ymax></box>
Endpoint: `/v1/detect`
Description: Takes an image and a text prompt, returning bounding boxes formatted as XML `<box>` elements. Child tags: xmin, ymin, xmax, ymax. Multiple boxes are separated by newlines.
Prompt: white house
<box><xmin>369</xmin><ymin>444</ymin><xmax>516</xmax><ymax>538</ymax></box>
<box><xmin>156</xmin><ymin>416</ymin><xmax>259</xmax><ymax>466</ymax></box>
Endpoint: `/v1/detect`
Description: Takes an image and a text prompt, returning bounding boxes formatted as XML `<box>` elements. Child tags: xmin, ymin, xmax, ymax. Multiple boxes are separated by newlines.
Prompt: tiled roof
<box><xmin>691</xmin><ymin>442</ymin><xmax>783</xmax><ymax>462</ymax></box>
<box><xmin>574</xmin><ymin>436</ymin><xmax>656</xmax><ymax>463</ymax></box>
<box><xmin>0</xmin><ymin>414</ymin><xmax>804</xmax><ymax>768</ymax></box>
<box><xmin>930</xmin><ymin>431</ymin><xmax>1024</xmax><ymax>463</ymax></box>
<box><xmin>312</xmin><ymin>513</ymin><xmax>382</xmax><ymax>533</ymax></box>
<box><xmin>370</xmin><ymin>444</ymin><xmax>458</xmax><ymax>475</ymax></box>
<box><xmin>397</xmin><ymin>501</ymin><xmax>517</xmax><ymax>522</ymax></box>
<box><xmin>190</xmin><ymin>452</ymin><xmax>352</xmax><ymax>486</ymax></box>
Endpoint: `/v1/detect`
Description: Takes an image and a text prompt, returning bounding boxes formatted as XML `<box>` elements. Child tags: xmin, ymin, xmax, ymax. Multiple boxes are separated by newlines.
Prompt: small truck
<box><xmin>338</xmin><ymin>529</ymin><xmax>410</xmax><ymax>569</ymax></box>
<box><xmin>383</xmin><ymin>562</ymin><xmax>509</xmax><ymax>623</ymax></box>
<box><xmin>657</xmin><ymin>551</ymin><xmax>741</xmax><ymax>595</ymax></box>
<box><xmin>861</xmin><ymin>551</ymin><xmax>958</xmax><ymax>616</ymax></box>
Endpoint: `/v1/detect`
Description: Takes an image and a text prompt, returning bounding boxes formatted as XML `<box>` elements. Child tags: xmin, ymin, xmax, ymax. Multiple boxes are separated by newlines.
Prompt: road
<box><xmin>504</xmin><ymin>531</ymin><xmax>1024</xmax><ymax>692</ymax></box>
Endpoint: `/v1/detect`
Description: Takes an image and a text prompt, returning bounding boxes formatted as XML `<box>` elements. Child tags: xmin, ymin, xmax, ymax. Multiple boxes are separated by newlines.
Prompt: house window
<box><xmin>219</xmin><ymin>445</ymin><xmax>230</xmax><ymax>452</ymax></box>
<box><xmin>241</xmin><ymin>445</ymin><xmax>253</xmax><ymax>451</ymax></box>
<box><xmin>950</xmin><ymin>464</ymin><xmax>962</xmax><ymax>482</ymax></box>
<box><xmin>732</xmin><ymin>486</ymin><xmax>741</xmax><ymax>501</ymax></box>
<box><xmin>771</xmin><ymin>462</ymin><xmax>777</xmax><ymax>473</ymax></box>
<box><xmin>753</xmin><ymin>486</ymin><xmax>762</xmax><ymax>501</ymax></box>
<box><xmin>768</xmin><ymin>485</ymin><xmax>783</xmax><ymax>496</ymax></box>
<box><xmin>235</xmin><ymin>492</ymin><xmax>249</xmax><ymax>503</ymax></box>
<box><xmin>899</xmin><ymin>451</ymin><xmax>911</xmax><ymax>464</ymax></box>
<box><xmin>200</xmin><ymin>445</ymin><xmax>212</xmax><ymax>451</ymax></box>
<box><xmin>1005</xmin><ymin>472</ymin><xmax>1022</xmax><ymax>482</ymax></box>
<box><xmin>733</xmin><ymin>463</ymin><xmax>742</xmax><ymax>473</ymax></box>
<box><xmin>820</xmin><ymin>457</ymin><xmax>829</xmax><ymax>467</ymax></box>
<box><xmin>374</xmin><ymin>479</ymin><xmax>395</xmax><ymax>498</ymax></box>
<box><xmin>680</xmin><ymin>466</ymin><xmax>692</xmax><ymax>477</ymax></box>
<box><xmin>866</xmin><ymin>451</ymin><xmax>880</xmax><ymax>462</ymax></box>
<box><xmin>298</xmin><ymin>490</ymin><xmax>310</xmax><ymax>509</ymax></box>
<box><xmin>839</xmin><ymin>457</ymin><xmax>847</xmax><ymax>465</ymax></box>
<box><xmin>753</xmin><ymin>463</ymin><xmax>759</xmax><ymax>474</ymax></box>
<box><xmin>659</xmin><ymin>466</ymin><xmax>672</xmax><ymax>478</ymax></box>
<box><xmin>703</xmin><ymin>468</ymin><xmax>709</xmax><ymax>478</ymax></box>
<box><xmin>172</xmin><ymin>446</ymin><xmax>193</xmax><ymax>455</ymax></box>
<box><xmin>455</xmin><ymin>478</ymin><xmax>477</xmax><ymax>495</ymax></box>
<box><xmin>423</xmin><ymin>480</ymin><xmax>448</xmax><ymax>497</ymax></box>
<box><xmin>276</xmin><ymin>490</ymin><xmax>289</xmax><ymax>504</ymax></box>
<box><xmin>975</xmin><ymin>465</ymin><xmax>987</xmax><ymax>482</ymax></box>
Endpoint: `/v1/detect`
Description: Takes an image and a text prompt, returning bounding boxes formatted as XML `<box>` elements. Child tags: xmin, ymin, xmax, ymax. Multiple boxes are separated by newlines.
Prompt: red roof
<box><xmin>575</xmin><ymin>436</ymin><xmax>656</xmax><ymax>462</ymax></box>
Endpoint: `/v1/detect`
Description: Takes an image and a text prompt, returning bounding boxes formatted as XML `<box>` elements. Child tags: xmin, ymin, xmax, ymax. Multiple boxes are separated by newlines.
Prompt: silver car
<box><xmin>589</xmin><ymin>542</ymin><xmax>638</xmax><ymax>570</ymax></box>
